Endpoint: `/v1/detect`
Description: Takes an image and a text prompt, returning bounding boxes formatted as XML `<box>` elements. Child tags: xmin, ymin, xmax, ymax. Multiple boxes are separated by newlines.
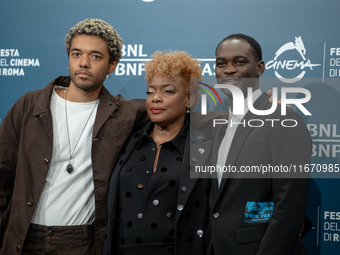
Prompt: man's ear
<box><xmin>257</xmin><ymin>60</ymin><xmax>265</xmax><ymax>77</ymax></box>
<box><xmin>108</xmin><ymin>60</ymin><xmax>118</xmax><ymax>74</ymax></box>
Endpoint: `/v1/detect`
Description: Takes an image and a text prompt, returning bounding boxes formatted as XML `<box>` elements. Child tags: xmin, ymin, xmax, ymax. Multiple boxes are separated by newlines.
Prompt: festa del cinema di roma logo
<box><xmin>198</xmin><ymin>82</ymin><xmax>312</xmax><ymax>128</ymax></box>
<box><xmin>266</xmin><ymin>36</ymin><xmax>321</xmax><ymax>83</ymax></box>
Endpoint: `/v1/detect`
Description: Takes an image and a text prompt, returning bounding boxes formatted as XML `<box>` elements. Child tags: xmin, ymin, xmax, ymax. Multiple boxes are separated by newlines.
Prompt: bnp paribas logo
<box><xmin>266</xmin><ymin>36</ymin><xmax>321</xmax><ymax>83</ymax></box>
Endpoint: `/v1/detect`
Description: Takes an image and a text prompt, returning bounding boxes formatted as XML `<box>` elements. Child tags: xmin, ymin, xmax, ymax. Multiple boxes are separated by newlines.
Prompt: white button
<box><xmin>198</xmin><ymin>148</ymin><xmax>205</xmax><ymax>154</ymax></box>
<box><xmin>197</xmin><ymin>230</ymin><xmax>204</xmax><ymax>237</ymax></box>
<box><xmin>213</xmin><ymin>212</ymin><xmax>219</xmax><ymax>218</ymax></box>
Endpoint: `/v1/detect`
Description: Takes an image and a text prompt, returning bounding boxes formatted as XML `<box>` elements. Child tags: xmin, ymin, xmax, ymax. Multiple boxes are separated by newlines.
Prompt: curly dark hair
<box><xmin>65</xmin><ymin>18</ymin><xmax>123</xmax><ymax>63</ymax></box>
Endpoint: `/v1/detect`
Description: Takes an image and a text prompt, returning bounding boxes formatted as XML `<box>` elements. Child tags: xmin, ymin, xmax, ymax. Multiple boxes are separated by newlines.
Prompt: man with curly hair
<box><xmin>0</xmin><ymin>18</ymin><xmax>146</xmax><ymax>255</ymax></box>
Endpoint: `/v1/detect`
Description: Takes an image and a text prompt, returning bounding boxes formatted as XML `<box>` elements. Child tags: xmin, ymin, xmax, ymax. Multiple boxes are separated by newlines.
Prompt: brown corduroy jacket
<box><xmin>0</xmin><ymin>76</ymin><xmax>147</xmax><ymax>255</ymax></box>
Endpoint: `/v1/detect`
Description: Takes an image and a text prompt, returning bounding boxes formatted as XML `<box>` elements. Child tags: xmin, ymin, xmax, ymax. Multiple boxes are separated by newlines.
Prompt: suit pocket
<box><xmin>236</xmin><ymin>224</ymin><xmax>268</xmax><ymax>244</ymax></box>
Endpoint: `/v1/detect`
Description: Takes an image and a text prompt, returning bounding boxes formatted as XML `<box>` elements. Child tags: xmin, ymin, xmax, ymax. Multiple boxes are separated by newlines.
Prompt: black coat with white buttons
<box><xmin>103</xmin><ymin>121</ymin><xmax>212</xmax><ymax>255</ymax></box>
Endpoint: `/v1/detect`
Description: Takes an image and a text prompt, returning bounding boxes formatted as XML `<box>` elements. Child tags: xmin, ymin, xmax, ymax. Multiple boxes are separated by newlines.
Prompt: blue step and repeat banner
<box><xmin>1</xmin><ymin>1</ymin><xmax>340</xmax><ymax>254</ymax></box>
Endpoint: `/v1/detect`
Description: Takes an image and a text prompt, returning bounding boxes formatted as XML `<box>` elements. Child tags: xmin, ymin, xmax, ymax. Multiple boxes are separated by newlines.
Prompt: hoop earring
<box><xmin>107</xmin><ymin>74</ymin><xmax>112</xmax><ymax>79</ymax></box>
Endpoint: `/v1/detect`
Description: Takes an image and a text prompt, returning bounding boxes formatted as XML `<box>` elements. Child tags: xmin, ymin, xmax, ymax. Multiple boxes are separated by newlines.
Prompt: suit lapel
<box><xmin>210</xmin><ymin>123</ymin><xmax>228</xmax><ymax>204</ymax></box>
<box><xmin>215</xmin><ymin>93</ymin><xmax>270</xmax><ymax>204</ymax></box>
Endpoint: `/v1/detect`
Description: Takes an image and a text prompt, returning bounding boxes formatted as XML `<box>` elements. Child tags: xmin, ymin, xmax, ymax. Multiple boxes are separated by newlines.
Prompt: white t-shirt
<box><xmin>31</xmin><ymin>87</ymin><xmax>98</xmax><ymax>226</ymax></box>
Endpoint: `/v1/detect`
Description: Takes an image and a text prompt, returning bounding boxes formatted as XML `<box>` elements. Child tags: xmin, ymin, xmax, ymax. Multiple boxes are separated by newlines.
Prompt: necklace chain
<box><xmin>64</xmin><ymin>89</ymin><xmax>98</xmax><ymax>174</ymax></box>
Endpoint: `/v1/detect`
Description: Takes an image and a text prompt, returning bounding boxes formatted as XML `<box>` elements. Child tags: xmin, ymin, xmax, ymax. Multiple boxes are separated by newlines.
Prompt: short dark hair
<box><xmin>215</xmin><ymin>33</ymin><xmax>262</xmax><ymax>62</ymax></box>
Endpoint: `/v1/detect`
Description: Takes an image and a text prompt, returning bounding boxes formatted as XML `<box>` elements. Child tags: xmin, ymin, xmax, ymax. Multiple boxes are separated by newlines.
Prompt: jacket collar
<box><xmin>32</xmin><ymin>76</ymin><xmax>121</xmax><ymax>142</ymax></box>
<box><xmin>136</xmin><ymin>120</ymin><xmax>188</xmax><ymax>154</ymax></box>
<box><xmin>215</xmin><ymin>92</ymin><xmax>270</xmax><ymax>199</ymax></box>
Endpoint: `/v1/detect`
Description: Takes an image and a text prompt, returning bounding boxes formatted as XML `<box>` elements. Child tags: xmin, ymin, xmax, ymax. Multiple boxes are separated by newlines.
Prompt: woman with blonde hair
<box><xmin>103</xmin><ymin>51</ymin><xmax>212</xmax><ymax>255</ymax></box>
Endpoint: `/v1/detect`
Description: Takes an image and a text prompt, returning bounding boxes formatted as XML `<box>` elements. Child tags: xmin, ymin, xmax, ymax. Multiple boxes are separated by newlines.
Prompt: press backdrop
<box><xmin>1</xmin><ymin>1</ymin><xmax>340</xmax><ymax>254</ymax></box>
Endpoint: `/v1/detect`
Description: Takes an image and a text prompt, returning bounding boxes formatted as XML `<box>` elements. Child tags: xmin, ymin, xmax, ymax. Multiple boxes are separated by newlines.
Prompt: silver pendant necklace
<box><xmin>64</xmin><ymin>89</ymin><xmax>98</xmax><ymax>174</ymax></box>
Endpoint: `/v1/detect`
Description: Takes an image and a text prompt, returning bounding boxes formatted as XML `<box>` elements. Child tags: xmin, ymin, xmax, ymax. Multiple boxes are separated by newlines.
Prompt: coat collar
<box><xmin>32</xmin><ymin>76</ymin><xmax>121</xmax><ymax>143</ymax></box>
<box><xmin>136</xmin><ymin>120</ymin><xmax>188</xmax><ymax>155</ymax></box>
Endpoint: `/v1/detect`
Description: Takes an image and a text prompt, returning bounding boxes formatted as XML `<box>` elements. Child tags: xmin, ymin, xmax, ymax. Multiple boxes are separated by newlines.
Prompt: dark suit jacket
<box><xmin>207</xmin><ymin>93</ymin><xmax>311</xmax><ymax>255</ymax></box>
<box><xmin>103</xmin><ymin>122</ymin><xmax>213</xmax><ymax>255</ymax></box>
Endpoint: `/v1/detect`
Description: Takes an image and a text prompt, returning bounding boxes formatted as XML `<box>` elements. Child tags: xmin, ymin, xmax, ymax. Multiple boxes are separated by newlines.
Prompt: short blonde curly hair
<box><xmin>144</xmin><ymin>51</ymin><xmax>202</xmax><ymax>109</ymax></box>
<box><xmin>65</xmin><ymin>18</ymin><xmax>123</xmax><ymax>63</ymax></box>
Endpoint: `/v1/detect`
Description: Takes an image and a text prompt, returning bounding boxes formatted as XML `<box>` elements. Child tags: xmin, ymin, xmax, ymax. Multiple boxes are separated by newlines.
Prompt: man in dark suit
<box><xmin>206</xmin><ymin>34</ymin><xmax>311</xmax><ymax>255</ymax></box>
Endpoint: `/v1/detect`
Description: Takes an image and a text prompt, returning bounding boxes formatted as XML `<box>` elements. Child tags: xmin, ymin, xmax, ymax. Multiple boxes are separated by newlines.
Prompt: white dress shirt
<box><xmin>217</xmin><ymin>89</ymin><xmax>262</xmax><ymax>187</ymax></box>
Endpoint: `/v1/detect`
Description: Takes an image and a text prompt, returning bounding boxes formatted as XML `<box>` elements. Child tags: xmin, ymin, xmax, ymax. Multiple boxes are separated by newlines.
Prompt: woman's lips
<box><xmin>151</xmin><ymin>107</ymin><xmax>165</xmax><ymax>114</ymax></box>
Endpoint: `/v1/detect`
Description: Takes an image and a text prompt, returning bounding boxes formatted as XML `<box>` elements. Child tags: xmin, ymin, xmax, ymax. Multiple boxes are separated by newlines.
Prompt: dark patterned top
<box><xmin>117</xmin><ymin>121</ymin><xmax>188</xmax><ymax>247</ymax></box>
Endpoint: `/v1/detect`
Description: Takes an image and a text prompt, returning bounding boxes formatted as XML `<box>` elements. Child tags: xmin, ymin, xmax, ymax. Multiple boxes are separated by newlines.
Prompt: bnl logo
<box><xmin>199</xmin><ymin>83</ymin><xmax>311</xmax><ymax>116</ymax></box>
